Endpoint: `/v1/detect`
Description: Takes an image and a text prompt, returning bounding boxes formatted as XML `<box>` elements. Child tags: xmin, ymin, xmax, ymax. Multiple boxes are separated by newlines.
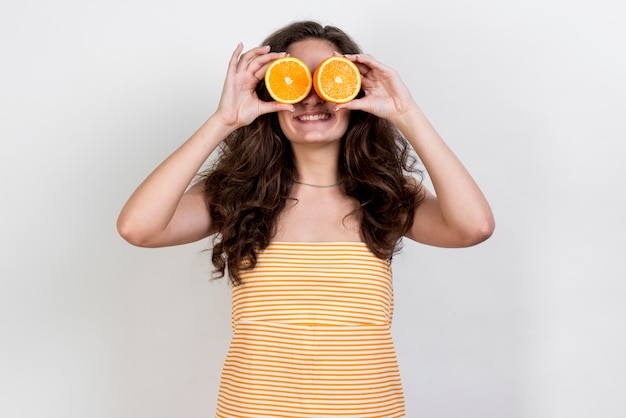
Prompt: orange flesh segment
<box><xmin>264</xmin><ymin>57</ymin><xmax>312</xmax><ymax>104</ymax></box>
<box><xmin>313</xmin><ymin>56</ymin><xmax>361</xmax><ymax>104</ymax></box>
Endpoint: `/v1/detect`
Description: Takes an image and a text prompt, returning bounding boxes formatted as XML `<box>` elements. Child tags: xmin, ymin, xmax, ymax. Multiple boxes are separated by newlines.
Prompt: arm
<box><xmin>339</xmin><ymin>53</ymin><xmax>495</xmax><ymax>247</ymax></box>
<box><xmin>395</xmin><ymin>107</ymin><xmax>495</xmax><ymax>247</ymax></box>
<box><xmin>116</xmin><ymin>117</ymin><xmax>231</xmax><ymax>247</ymax></box>
<box><xmin>117</xmin><ymin>44</ymin><xmax>294</xmax><ymax>247</ymax></box>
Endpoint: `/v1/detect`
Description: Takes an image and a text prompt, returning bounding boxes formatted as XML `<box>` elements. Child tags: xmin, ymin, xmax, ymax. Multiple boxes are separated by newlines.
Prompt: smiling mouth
<box><xmin>296</xmin><ymin>113</ymin><xmax>331</xmax><ymax>121</ymax></box>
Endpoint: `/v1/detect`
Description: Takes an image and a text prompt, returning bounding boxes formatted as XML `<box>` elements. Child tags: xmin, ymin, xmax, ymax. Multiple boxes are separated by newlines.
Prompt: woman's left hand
<box><xmin>337</xmin><ymin>54</ymin><xmax>418</xmax><ymax>123</ymax></box>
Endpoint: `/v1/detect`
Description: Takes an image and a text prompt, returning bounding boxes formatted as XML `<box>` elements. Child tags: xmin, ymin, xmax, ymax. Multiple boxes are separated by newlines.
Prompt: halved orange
<box><xmin>264</xmin><ymin>56</ymin><xmax>312</xmax><ymax>104</ymax></box>
<box><xmin>313</xmin><ymin>56</ymin><xmax>361</xmax><ymax>104</ymax></box>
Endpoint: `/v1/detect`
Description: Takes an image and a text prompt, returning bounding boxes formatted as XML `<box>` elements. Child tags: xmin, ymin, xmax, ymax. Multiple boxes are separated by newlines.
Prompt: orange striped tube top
<box><xmin>215</xmin><ymin>242</ymin><xmax>406</xmax><ymax>418</ymax></box>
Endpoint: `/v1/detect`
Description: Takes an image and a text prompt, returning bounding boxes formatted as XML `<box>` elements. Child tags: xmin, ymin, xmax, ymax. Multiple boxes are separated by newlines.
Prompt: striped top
<box><xmin>215</xmin><ymin>242</ymin><xmax>406</xmax><ymax>418</ymax></box>
<box><xmin>232</xmin><ymin>241</ymin><xmax>394</xmax><ymax>328</ymax></box>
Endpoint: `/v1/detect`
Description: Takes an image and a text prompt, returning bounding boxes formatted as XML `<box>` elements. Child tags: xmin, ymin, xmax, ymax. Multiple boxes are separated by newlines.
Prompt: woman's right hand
<box><xmin>117</xmin><ymin>44</ymin><xmax>295</xmax><ymax>248</ymax></box>
<box><xmin>216</xmin><ymin>43</ymin><xmax>295</xmax><ymax>129</ymax></box>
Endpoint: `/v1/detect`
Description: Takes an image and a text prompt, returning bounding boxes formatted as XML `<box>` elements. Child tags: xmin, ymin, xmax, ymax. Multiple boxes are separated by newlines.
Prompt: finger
<box><xmin>346</xmin><ymin>52</ymin><xmax>376</xmax><ymax>64</ymax></box>
<box><xmin>250</xmin><ymin>52</ymin><xmax>286</xmax><ymax>80</ymax></box>
<box><xmin>258</xmin><ymin>101</ymin><xmax>295</xmax><ymax>116</ymax></box>
<box><xmin>237</xmin><ymin>45</ymin><xmax>271</xmax><ymax>72</ymax></box>
<box><xmin>335</xmin><ymin>95</ymin><xmax>374</xmax><ymax>114</ymax></box>
<box><xmin>249</xmin><ymin>51</ymin><xmax>287</xmax><ymax>75</ymax></box>
<box><xmin>244</xmin><ymin>45</ymin><xmax>271</xmax><ymax>64</ymax></box>
<box><xmin>252</xmin><ymin>67</ymin><xmax>265</xmax><ymax>82</ymax></box>
<box><xmin>359</xmin><ymin>76</ymin><xmax>376</xmax><ymax>89</ymax></box>
<box><xmin>228</xmin><ymin>42</ymin><xmax>245</xmax><ymax>75</ymax></box>
<box><xmin>335</xmin><ymin>101</ymin><xmax>359</xmax><ymax>112</ymax></box>
<box><xmin>346</xmin><ymin>53</ymin><xmax>389</xmax><ymax>75</ymax></box>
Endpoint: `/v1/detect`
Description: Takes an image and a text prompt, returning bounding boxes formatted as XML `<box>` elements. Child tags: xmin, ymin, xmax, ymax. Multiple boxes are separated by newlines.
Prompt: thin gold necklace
<box><xmin>293</xmin><ymin>179</ymin><xmax>343</xmax><ymax>188</ymax></box>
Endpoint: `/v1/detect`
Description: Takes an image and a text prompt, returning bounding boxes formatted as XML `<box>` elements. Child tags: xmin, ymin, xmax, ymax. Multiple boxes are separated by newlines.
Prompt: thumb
<box><xmin>259</xmin><ymin>102</ymin><xmax>295</xmax><ymax>115</ymax></box>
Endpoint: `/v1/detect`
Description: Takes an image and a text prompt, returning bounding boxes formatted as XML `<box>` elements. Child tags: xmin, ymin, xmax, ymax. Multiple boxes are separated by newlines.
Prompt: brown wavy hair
<box><xmin>197</xmin><ymin>20</ymin><xmax>425</xmax><ymax>285</ymax></box>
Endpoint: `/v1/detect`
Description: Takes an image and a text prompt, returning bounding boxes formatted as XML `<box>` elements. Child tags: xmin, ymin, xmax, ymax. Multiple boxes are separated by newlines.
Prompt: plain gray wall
<box><xmin>2</xmin><ymin>0</ymin><xmax>625</xmax><ymax>417</ymax></box>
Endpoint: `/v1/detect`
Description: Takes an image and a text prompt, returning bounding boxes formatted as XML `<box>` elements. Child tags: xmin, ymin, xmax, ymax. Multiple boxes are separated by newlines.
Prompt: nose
<box><xmin>301</xmin><ymin>86</ymin><xmax>324</xmax><ymax>106</ymax></box>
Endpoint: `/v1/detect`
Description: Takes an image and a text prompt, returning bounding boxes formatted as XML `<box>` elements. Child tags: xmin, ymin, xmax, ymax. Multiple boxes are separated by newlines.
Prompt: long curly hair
<box><xmin>197</xmin><ymin>20</ymin><xmax>425</xmax><ymax>285</ymax></box>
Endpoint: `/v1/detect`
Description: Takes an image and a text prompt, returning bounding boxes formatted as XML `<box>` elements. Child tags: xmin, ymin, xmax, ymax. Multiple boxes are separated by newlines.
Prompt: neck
<box><xmin>293</xmin><ymin>179</ymin><xmax>343</xmax><ymax>188</ymax></box>
<box><xmin>290</xmin><ymin>142</ymin><xmax>341</xmax><ymax>188</ymax></box>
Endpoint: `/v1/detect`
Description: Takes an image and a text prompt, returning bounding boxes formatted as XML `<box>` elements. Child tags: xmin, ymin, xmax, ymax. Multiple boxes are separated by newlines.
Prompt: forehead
<box><xmin>286</xmin><ymin>38</ymin><xmax>337</xmax><ymax>70</ymax></box>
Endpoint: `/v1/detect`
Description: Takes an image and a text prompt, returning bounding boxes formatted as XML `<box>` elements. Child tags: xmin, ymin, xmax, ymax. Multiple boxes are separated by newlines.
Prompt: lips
<box><xmin>296</xmin><ymin>113</ymin><xmax>331</xmax><ymax>121</ymax></box>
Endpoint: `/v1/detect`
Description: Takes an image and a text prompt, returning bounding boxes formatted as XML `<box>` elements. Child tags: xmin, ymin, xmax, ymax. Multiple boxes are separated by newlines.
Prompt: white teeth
<box><xmin>298</xmin><ymin>114</ymin><xmax>330</xmax><ymax>121</ymax></box>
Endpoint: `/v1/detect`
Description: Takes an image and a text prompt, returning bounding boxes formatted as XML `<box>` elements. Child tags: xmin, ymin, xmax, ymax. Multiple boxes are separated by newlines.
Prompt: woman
<box><xmin>118</xmin><ymin>20</ymin><xmax>494</xmax><ymax>418</ymax></box>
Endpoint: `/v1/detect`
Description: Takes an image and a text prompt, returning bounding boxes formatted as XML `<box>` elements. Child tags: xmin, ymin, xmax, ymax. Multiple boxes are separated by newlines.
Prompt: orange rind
<box><xmin>264</xmin><ymin>56</ymin><xmax>312</xmax><ymax>104</ymax></box>
<box><xmin>313</xmin><ymin>56</ymin><xmax>361</xmax><ymax>104</ymax></box>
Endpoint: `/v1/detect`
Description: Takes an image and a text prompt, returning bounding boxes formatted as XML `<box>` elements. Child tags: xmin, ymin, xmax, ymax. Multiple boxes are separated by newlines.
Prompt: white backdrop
<box><xmin>2</xmin><ymin>1</ymin><xmax>625</xmax><ymax>417</ymax></box>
